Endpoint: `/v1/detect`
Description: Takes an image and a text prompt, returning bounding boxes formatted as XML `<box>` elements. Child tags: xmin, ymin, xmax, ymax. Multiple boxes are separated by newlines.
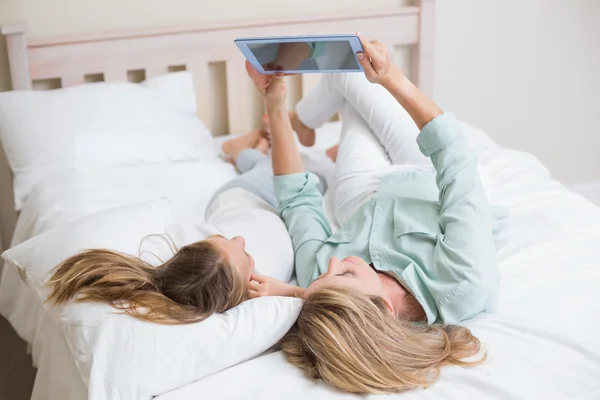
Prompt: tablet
<box><xmin>235</xmin><ymin>34</ymin><xmax>364</xmax><ymax>74</ymax></box>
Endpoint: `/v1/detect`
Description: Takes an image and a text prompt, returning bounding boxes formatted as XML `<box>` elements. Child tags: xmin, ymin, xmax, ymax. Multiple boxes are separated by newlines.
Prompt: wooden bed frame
<box><xmin>0</xmin><ymin>1</ymin><xmax>435</xmax><ymax>252</ymax></box>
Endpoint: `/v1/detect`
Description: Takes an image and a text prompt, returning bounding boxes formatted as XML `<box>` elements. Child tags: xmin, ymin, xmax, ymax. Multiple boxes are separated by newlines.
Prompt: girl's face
<box><xmin>304</xmin><ymin>256</ymin><xmax>386</xmax><ymax>300</ymax></box>
<box><xmin>208</xmin><ymin>235</ymin><xmax>255</xmax><ymax>283</ymax></box>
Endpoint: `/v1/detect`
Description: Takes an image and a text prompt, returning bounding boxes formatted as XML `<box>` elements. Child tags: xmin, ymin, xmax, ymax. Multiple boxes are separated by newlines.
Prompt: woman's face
<box><xmin>304</xmin><ymin>256</ymin><xmax>385</xmax><ymax>299</ymax></box>
<box><xmin>208</xmin><ymin>235</ymin><xmax>255</xmax><ymax>282</ymax></box>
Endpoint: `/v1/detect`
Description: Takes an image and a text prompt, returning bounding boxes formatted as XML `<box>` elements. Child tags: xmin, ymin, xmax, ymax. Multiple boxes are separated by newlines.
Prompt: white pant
<box><xmin>297</xmin><ymin>74</ymin><xmax>433</xmax><ymax>225</ymax></box>
<box><xmin>297</xmin><ymin>74</ymin><xmax>490</xmax><ymax>225</ymax></box>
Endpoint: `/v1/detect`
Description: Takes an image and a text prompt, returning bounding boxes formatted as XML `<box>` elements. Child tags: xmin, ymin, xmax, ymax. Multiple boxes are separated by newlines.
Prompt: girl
<box><xmin>247</xmin><ymin>36</ymin><xmax>499</xmax><ymax>394</ymax></box>
<box><xmin>45</xmin><ymin>136</ymin><xmax>299</xmax><ymax>324</ymax></box>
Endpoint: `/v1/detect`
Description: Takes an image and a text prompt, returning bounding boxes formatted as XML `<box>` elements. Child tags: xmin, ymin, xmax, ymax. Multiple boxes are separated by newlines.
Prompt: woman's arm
<box><xmin>419</xmin><ymin>115</ymin><xmax>499</xmax><ymax>323</ymax></box>
<box><xmin>356</xmin><ymin>37</ymin><xmax>442</xmax><ymax>130</ymax></box>
<box><xmin>357</xmin><ymin>38</ymin><xmax>499</xmax><ymax>323</ymax></box>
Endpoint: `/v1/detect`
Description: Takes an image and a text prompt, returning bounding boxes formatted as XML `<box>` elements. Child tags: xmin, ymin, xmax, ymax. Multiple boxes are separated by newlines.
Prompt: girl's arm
<box><xmin>266</xmin><ymin>104</ymin><xmax>305</xmax><ymax>175</ymax></box>
<box><xmin>245</xmin><ymin>62</ymin><xmax>331</xmax><ymax>290</ymax></box>
<box><xmin>249</xmin><ymin>273</ymin><xmax>305</xmax><ymax>299</ymax></box>
<box><xmin>244</xmin><ymin>61</ymin><xmax>304</xmax><ymax>175</ymax></box>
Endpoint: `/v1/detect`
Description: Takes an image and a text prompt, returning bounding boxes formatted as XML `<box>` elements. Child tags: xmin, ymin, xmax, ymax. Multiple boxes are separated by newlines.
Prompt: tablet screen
<box><xmin>247</xmin><ymin>40</ymin><xmax>360</xmax><ymax>72</ymax></box>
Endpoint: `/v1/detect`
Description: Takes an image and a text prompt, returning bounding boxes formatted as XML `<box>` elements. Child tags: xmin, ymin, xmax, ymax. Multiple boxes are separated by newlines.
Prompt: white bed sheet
<box><xmin>1</xmin><ymin>121</ymin><xmax>599</xmax><ymax>399</ymax></box>
<box><xmin>158</xmin><ymin>131</ymin><xmax>600</xmax><ymax>399</ymax></box>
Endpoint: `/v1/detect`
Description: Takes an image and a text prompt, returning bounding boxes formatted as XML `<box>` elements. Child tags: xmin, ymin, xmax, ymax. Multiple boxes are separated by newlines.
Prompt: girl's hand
<box><xmin>356</xmin><ymin>36</ymin><xmax>401</xmax><ymax>87</ymax></box>
<box><xmin>245</xmin><ymin>61</ymin><xmax>287</xmax><ymax>109</ymax></box>
<box><xmin>248</xmin><ymin>273</ymin><xmax>304</xmax><ymax>298</ymax></box>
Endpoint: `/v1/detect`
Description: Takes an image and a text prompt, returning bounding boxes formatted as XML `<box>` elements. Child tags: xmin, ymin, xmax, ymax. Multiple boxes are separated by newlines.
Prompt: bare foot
<box><xmin>290</xmin><ymin>111</ymin><xmax>316</xmax><ymax>147</ymax></box>
<box><xmin>263</xmin><ymin>111</ymin><xmax>316</xmax><ymax>147</ymax></box>
<box><xmin>255</xmin><ymin>137</ymin><xmax>270</xmax><ymax>155</ymax></box>
<box><xmin>326</xmin><ymin>144</ymin><xmax>339</xmax><ymax>162</ymax></box>
<box><xmin>222</xmin><ymin>130</ymin><xmax>263</xmax><ymax>158</ymax></box>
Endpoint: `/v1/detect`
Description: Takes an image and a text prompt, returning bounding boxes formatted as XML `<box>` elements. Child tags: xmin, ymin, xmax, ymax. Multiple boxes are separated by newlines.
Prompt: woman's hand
<box><xmin>356</xmin><ymin>36</ymin><xmax>401</xmax><ymax>87</ymax></box>
<box><xmin>245</xmin><ymin>60</ymin><xmax>287</xmax><ymax>110</ymax></box>
<box><xmin>355</xmin><ymin>35</ymin><xmax>441</xmax><ymax>129</ymax></box>
<box><xmin>248</xmin><ymin>273</ymin><xmax>305</xmax><ymax>299</ymax></box>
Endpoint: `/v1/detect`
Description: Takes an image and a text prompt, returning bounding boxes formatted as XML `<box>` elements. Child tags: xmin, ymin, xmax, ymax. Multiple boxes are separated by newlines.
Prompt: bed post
<box><xmin>0</xmin><ymin>24</ymin><xmax>23</xmax><ymax>252</ymax></box>
<box><xmin>1</xmin><ymin>23</ymin><xmax>32</xmax><ymax>90</ymax></box>
<box><xmin>415</xmin><ymin>0</ymin><xmax>435</xmax><ymax>98</ymax></box>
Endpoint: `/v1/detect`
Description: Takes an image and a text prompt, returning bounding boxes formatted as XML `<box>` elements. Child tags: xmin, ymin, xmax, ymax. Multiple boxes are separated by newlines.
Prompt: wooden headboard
<box><xmin>0</xmin><ymin>0</ymin><xmax>435</xmax><ymax>251</ymax></box>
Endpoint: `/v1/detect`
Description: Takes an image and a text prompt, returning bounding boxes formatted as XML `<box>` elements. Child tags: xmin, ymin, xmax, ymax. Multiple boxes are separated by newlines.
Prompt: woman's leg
<box><xmin>318</xmin><ymin>75</ymin><xmax>495</xmax><ymax>199</ymax></box>
<box><xmin>295</xmin><ymin>74</ymin><xmax>414</xmax><ymax>223</ymax></box>
<box><xmin>298</xmin><ymin>73</ymin><xmax>431</xmax><ymax>167</ymax></box>
<box><xmin>296</xmin><ymin>74</ymin><xmax>493</xmax><ymax>222</ymax></box>
<box><xmin>332</xmin><ymin>103</ymin><xmax>392</xmax><ymax>225</ymax></box>
<box><xmin>295</xmin><ymin>77</ymin><xmax>346</xmax><ymax>130</ymax></box>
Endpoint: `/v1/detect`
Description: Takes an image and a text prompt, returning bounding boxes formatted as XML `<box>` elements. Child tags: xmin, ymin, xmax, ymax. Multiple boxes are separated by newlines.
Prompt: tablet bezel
<box><xmin>234</xmin><ymin>34</ymin><xmax>364</xmax><ymax>74</ymax></box>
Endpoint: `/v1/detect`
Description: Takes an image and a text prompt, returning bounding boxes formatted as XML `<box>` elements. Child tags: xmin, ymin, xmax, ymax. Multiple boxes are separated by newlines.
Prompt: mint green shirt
<box><xmin>273</xmin><ymin>113</ymin><xmax>500</xmax><ymax>325</ymax></box>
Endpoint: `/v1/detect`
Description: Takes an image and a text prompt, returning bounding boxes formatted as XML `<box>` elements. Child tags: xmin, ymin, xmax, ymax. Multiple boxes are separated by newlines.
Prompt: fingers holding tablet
<box><xmin>356</xmin><ymin>35</ymin><xmax>399</xmax><ymax>85</ymax></box>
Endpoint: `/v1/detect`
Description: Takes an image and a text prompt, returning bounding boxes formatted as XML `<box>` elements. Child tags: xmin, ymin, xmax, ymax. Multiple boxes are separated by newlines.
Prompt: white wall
<box><xmin>435</xmin><ymin>0</ymin><xmax>600</xmax><ymax>184</ymax></box>
<box><xmin>0</xmin><ymin>0</ymin><xmax>598</xmax><ymax>183</ymax></box>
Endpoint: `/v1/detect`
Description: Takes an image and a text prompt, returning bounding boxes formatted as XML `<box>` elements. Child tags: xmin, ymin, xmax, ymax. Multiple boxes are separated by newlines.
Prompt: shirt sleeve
<box><xmin>273</xmin><ymin>172</ymin><xmax>331</xmax><ymax>288</ymax></box>
<box><xmin>417</xmin><ymin>113</ymin><xmax>500</xmax><ymax>324</ymax></box>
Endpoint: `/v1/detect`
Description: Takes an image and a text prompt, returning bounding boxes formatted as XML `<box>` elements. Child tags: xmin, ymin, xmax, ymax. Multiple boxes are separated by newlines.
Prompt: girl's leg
<box><xmin>235</xmin><ymin>148</ymin><xmax>271</xmax><ymax>174</ymax></box>
<box><xmin>208</xmin><ymin>150</ymin><xmax>278</xmax><ymax>215</ymax></box>
<box><xmin>221</xmin><ymin>129</ymin><xmax>267</xmax><ymax>156</ymax></box>
<box><xmin>298</xmin><ymin>73</ymin><xmax>431</xmax><ymax>167</ymax></box>
<box><xmin>207</xmin><ymin>149</ymin><xmax>328</xmax><ymax>219</ymax></box>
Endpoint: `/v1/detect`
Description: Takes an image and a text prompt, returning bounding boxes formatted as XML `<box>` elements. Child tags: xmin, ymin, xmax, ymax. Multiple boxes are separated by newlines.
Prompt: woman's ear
<box><xmin>384</xmin><ymin>298</ymin><xmax>395</xmax><ymax>314</ymax></box>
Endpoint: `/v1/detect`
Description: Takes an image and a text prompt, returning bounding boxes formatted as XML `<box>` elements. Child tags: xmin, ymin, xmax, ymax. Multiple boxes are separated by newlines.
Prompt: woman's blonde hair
<box><xmin>46</xmin><ymin>240</ymin><xmax>247</xmax><ymax>324</ymax></box>
<box><xmin>280</xmin><ymin>287</ymin><xmax>485</xmax><ymax>394</ymax></box>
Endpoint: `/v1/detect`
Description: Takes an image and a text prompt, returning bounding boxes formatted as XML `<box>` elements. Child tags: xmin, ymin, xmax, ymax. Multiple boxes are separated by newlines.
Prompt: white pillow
<box><xmin>0</xmin><ymin>72</ymin><xmax>216</xmax><ymax>210</ymax></box>
<box><xmin>142</xmin><ymin>71</ymin><xmax>198</xmax><ymax>116</ymax></box>
<box><xmin>1</xmin><ymin>200</ymin><xmax>302</xmax><ymax>400</ymax></box>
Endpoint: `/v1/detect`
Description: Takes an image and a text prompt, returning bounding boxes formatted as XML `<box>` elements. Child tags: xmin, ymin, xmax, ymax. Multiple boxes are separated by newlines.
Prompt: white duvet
<box><xmin>1</xmin><ymin>122</ymin><xmax>600</xmax><ymax>399</ymax></box>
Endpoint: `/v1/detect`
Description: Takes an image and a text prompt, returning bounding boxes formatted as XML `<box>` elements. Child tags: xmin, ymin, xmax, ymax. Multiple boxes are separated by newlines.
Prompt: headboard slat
<box><xmin>104</xmin><ymin>69</ymin><xmax>127</xmax><ymax>82</ymax></box>
<box><xmin>189</xmin><ymin>60</ymin><xmax>211</xmax><ymax>130</ymax></box>
<box><xmin>145</xmin><ymin>66</ymin><xmax>170</xmax><ymax>79</ymax></box>
<box><xmin>2</xmin><ymin>24</ymin><xmax>32</xmax><ymax>90</ymax></box>
<box><xmin>61</xmin><ymin>75</ymin><xmax>85</xmax><ymax>87</ymax></box>
<box><xmin>225</xmin><ymin>57</ymin><xmax>256</xmax><ymax>134</ymax></box>
<box><xmin>415</xmin><ymin>0</ymin><xmax>436</xmax><ymax>98</ymax></box>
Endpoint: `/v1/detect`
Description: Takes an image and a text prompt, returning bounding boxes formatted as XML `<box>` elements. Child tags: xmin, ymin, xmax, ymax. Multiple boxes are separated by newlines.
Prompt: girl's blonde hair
<box><xmin>280</xmin><ymin>287</ymin><xmax>485</xmax><ymax>394</ymax></box>
<box><xmin>46</xmin><ymin>240</ymin><xmax>247</xmax><ymax>324</ymax></box>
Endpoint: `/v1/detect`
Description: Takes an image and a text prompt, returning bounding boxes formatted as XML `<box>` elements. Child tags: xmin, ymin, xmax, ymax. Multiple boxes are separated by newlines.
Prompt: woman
<box><xmin>247</xmin><ymin>36</ymin><xmax>500</xmax><ymax>393</ymax></box>
<box><xmin>45</xmin><ymin>136</ymin><xmax>299</xmax><ymax>324</ymax></box>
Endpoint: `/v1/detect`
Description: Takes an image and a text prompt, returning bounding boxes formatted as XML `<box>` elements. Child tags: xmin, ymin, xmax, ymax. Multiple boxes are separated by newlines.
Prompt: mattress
<box><xmin>2</xmin><ymin>121</ymin><xmax>600</xmax><ymax>400</ymax></box>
